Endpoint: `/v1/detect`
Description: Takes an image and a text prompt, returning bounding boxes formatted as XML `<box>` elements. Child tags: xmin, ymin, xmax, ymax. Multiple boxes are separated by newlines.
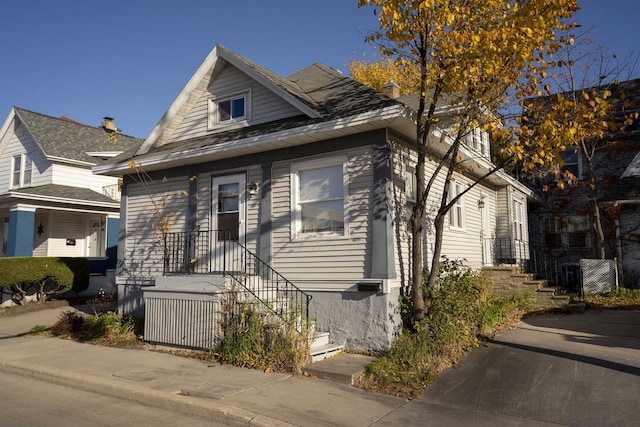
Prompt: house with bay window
<box><xmin>0</xmin><ymin>107</ymin><xmax>142</xmax><ymax>298</ymax></box>
<box><xmin>95</xmin><ymin>45</ymin><xmax>534</xmax><ymax>351</ymax></box>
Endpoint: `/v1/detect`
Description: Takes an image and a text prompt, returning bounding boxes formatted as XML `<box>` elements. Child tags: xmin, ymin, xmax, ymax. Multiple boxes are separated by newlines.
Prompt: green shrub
<box><xmin>0</xmin><ymin>257</ymin><xmax>90</xmax><ymax>304</ymax></box>
<box><xmin>51</xmin><ymin>310</ymin><xmax>84</xmax><ymax>336</ymax></box>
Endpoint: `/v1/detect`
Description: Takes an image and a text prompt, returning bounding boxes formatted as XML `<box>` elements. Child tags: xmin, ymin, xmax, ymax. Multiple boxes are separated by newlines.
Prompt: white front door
<box><xmin>211</xmin><ymin>174</ymin><xmax>246</xmax><ymax>271</ymax></box>
<box><xmin>87</xmin><ymin>217</ymin><xmax>103</xmax><ymax>257</ymax></box>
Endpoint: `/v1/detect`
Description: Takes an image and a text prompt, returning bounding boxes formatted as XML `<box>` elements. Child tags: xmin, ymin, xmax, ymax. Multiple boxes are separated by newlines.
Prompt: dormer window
<box><xmin>209</xmin><ymin>90</ymin><xmax>251</xmax><ymax>129</ymax></box>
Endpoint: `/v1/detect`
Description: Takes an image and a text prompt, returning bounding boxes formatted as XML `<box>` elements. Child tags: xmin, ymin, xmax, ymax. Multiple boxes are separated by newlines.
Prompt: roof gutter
<box><xmin>6</xmin><ymin>191</ymin><xmax>120</xmax><ymax>209</ymax></box>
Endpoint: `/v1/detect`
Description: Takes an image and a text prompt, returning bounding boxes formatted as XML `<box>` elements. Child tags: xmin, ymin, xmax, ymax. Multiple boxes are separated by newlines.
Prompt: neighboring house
<box><xmin>94</xmin><ymin>45</ymin><xmax>534</xmax><ymax>351</ymax></box>
<box><xmin>0</xmin><ymin>107</ymin><xmax>142</xmax><ymax>278</ymax></box>
<box><xmin>525</xmin><ymin>78</ymin><xmax>640</xmax><ymax>289</ymax></box>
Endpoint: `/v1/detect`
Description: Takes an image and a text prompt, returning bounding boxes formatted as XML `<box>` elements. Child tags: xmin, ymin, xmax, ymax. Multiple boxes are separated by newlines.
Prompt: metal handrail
<box><xmin>163</xmin><ymin>230</ymin><xmax>312</xmax><ymax>333</ymax></box>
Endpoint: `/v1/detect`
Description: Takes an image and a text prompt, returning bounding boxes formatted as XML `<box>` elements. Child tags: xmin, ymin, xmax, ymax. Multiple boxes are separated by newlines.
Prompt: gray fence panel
<box><xmin>580</xmin><ymin>259</ymin><xmax>618</xmax><ymax>294</ymax></box>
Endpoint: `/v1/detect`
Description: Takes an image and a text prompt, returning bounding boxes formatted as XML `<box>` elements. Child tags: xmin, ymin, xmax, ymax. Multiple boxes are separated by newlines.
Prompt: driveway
<box><xmin>375</xmin><ymin>310</ymin><xmax>640</xmax><ymax>426</ymax></box>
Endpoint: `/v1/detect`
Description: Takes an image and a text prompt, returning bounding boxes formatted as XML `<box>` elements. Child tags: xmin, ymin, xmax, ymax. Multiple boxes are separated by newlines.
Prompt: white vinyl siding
<box><xmin>0</xmin><ymin>120</ymin><xmax>49</xmax><ymax>192</ymax></box>
<box><xmin>123</xmin><ymin>177</ymin><xmax>189</xmax><ymax>277</ymax></box>
<box><xmin>168</xmin><ymin>64</ymin><xmax>301</xmax><ymax>143</ymax></box>
<box><xmin>49</xmin><ymin>213</ymin><xmax>84</xmax><ymax>257</ymax></box>
<box><xmin>390</xmin><ymin>139</ymin><xmax>494</xmax><ymax>274</ymax></box>
<box><xmin>50</xmin><ymin>163</ymin><xmax>119</xmax><ymax>193</ymax></box>
<box><xmin>271</xmin><ymin>147</ymin><xmax>372</xmax><ymax>282</ymax></box>
<box><xmin>32</xmin><ymin>212</ymin><xmax>50</xmax><ymax>256</ymax></box>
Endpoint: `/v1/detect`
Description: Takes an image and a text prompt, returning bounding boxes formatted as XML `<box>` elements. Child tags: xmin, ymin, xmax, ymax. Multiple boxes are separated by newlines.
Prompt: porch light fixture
<box><xmin>477</xmin><ymin>199</ymin><xmax>485</xmax><ymax>209</ymax></box>
<box><xmin>248</xmin><ymin>181</ymin><xmax>259</xmax><ymax>196</ymax></box>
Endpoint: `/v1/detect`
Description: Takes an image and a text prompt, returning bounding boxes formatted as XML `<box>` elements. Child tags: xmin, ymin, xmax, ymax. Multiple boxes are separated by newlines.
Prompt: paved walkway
<box><xmin>1</xmin><ymin>305</ymin><xmax>639</xmax><ymax>426</ymax></box>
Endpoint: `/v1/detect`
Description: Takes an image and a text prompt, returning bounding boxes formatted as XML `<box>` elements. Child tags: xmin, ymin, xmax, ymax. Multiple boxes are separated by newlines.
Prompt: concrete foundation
<box><xmin>308</xmin><ymin>287</ymin><xmax>402</xmax><ymax>352</ymax></box>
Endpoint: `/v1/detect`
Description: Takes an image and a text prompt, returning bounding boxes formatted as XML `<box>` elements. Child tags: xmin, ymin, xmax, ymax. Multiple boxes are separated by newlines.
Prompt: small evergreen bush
<box><xmin>0</xmin><ymin>257</ymin><xmax>90</xmax><ymax>304</ymax></box>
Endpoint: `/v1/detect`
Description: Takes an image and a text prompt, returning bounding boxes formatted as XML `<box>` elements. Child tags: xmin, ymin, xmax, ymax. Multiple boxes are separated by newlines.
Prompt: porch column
<box><xmin>7</xmin><ymin>206</ymin><xmax>35</xmax><ymax>256</ymax></box>
<box><xmin>259</xmin><ymin>162</ymin><xmax>272</xmax><ymax>265</ymax></box>
<box><xmin>371</xmin><ymin>142</ymin><xmax>395</xmax><ymax>279</ymax></box>
<box><xmin>106</xmin><ymin>215</ymin><xmax>119</xmax><ymax>269</ymax></box>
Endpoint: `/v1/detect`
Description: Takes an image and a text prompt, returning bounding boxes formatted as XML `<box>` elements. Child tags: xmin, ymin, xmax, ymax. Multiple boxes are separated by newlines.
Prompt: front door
<box><xmin>211</xmin><ymin>174</ymin><xmax>245</xmax><ymax>271</ymax></box>
<box><xmin>88</xmin><ymin>217</ymin><xmax>103</xmax><ymax>257</ymax></box>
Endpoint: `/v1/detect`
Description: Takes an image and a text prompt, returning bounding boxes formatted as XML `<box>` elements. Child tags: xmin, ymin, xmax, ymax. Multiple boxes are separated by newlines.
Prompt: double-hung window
<box><xmin>292</xmin><ymin>158</ymin><xmax>348</xmax><ymax>238</ymax></box>
<box><xmin>448</xmin><ymin>180</ymin><xmax>465</xmax><ymax>229</ymax></box>
<box><xmin>512</xmin><ymin>198</ymin><xmax>525</xmax><ymax>241</ymax></box>
<box><xmin>11</xmin><ymin>153</ymin><xmax>32</xmax><ymax>188</ymax></box>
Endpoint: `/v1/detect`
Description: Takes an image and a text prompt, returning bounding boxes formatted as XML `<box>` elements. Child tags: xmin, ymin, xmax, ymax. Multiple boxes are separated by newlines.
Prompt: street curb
<box><xmin>0</xmin><ymin>359</ymin><xmax>294</xmax><ymax>427</ymax></box>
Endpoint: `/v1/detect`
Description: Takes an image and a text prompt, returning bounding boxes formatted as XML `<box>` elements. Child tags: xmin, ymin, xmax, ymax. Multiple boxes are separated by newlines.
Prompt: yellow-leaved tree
<box><xmin>358</xmin><ymin>0</ymin><xmax>578</xmax><ymax>325</ymax></box>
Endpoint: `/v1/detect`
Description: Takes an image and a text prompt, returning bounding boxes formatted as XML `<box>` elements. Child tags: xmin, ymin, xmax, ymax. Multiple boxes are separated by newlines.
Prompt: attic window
<box><xmin>209</xmin><ymin>90</ymin><xmax>251</xmax><ymax>128</ymax></box>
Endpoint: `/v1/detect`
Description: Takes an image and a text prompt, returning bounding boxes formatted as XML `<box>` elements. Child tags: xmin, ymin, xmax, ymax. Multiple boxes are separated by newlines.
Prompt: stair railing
<box><xmin>163</xmin><ymin>230</ymin><xmax>312</xmax><ymax>333</ymax></box>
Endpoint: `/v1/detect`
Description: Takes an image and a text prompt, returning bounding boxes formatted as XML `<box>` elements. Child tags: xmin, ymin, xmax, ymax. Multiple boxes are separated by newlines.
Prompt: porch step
<box><xmin>537</xmin><ymin>286</ymin><xmax>562</xmax><ymax>295</ymax></box>
<box><xmin>303</xmin><ymin>353</ymin><xmax>376</xmax><ymax>385</ymax></box>
<box><xmin>522</xmin><ymin>280</ymin><xmax>547</xmax><ymax>290</ymax></box>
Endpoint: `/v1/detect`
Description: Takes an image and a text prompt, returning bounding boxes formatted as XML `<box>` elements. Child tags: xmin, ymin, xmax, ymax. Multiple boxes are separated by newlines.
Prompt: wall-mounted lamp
<box><xmin>477</xmin><ymin>199</ymin><xmax>485</xmax><ymax>210</ymax></box>
<box><xmin>248</xmin><ymin>181</ymin><xmax>260</xmax><ymax>196</ymax></box>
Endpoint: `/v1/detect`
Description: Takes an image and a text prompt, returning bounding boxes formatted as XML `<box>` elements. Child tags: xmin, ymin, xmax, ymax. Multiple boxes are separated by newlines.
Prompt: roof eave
<box><xmin>94</xmin><ymin>104</ymin><xmax>408</xmax><ymax>175</ymax></box>
<box><xmin>6</xmin><ymin>191</ymin><xmax>120</xmax><ymax>209</ymax></box>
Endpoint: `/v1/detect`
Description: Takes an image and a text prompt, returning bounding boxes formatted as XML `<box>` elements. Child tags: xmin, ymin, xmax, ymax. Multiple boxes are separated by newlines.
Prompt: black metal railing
<box><xmin>481</xmin><ymin>237</ymin><xmax>530</xmax><ymax>267</ymax></box>
<box><xmin>163</xmin><ymin>230</ymin><xmax>312</xmax><ymax>333</ymax></box>
<box><xmin>528</xmin><ymin>245</ymin><xmax>562</xmax><ymax>286</ymax></box>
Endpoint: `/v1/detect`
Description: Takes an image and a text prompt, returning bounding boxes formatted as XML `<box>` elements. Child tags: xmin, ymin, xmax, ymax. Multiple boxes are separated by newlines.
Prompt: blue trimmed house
<box><xmin>0</xmin><ymin>108</ymin><xmax>142</xmax><ymax>301</ymax></box>
<box><xmin>95</xmin><ymin>45</ymin><xmax>534</xmax><ymax>351</ymax></box>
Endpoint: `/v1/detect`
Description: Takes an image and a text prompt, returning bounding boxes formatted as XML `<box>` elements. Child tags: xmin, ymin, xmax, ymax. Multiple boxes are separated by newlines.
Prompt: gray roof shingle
<box><xmin>138</xmin><ymin>60</ymin><xmax>401</xmax><ymax>159</ymax></box>
<box><xmin>7</xmin><ymin>184</ymin><xmax>119</xmax><ymax>205</ymax></box>
<box><xmin>14</xmin><ymin>107</ymin><xmax>143</xmax><ymax>165</ymax></box>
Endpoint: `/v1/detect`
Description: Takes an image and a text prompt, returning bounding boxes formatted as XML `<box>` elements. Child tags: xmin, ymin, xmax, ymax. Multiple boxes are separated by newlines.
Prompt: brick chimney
<box><xmin>383</xmin><ymin>80</ymin><xmax>400</xmax><ymax>99</ymax></box>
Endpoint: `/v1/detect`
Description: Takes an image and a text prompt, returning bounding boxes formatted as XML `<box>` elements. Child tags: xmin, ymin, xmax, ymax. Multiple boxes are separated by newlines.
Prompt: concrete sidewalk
<box><xmin>2</xmin><ymin>306</ymin><xmax>639</xmax><ymax>426</ymax></box>
<box><xmin>0</xmin><ymin>305</ymin><xmax>407</xmax><ymax>426</ymax></box>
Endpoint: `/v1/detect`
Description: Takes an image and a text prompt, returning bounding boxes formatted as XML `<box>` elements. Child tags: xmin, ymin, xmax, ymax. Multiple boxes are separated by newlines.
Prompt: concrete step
<box><xmin>537</xmin><ymin>286</ymin><xmax>562</xmax><ymax>295</ymax></box>
<box><xmin>310</xmin><ymin>331</ymin><xmax>330</xmax><ymax>347</ymax></box>
<box><xmin>303</xmin><ymin>353</ymin><xmax>376</xmax><ymax>385</ymax></box>
<box><xmin>522</xmin><ymin>280</ymin><xmax>547</xmax><ymax>290</ymax></box>
<box><xmin>310</xmin><ymin>343</ymin><xmax>345</xmax><ymax>363</ymax></box>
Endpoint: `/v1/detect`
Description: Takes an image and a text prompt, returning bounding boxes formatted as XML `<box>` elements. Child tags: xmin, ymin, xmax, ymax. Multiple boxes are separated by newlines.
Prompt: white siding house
<box><xmin>95</xmin><ymin>45</ymin><xmax>534</xmax><ymax>351</ymax></box>
<box><xmin>0</xmin><ymin>108</ymin><xmax>142</xmax><ymax>303</ymax></box>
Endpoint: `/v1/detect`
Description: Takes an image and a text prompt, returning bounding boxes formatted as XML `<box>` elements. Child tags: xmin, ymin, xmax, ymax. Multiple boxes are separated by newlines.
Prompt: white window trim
<box><xmin>11</xmin><ymin>153</ymin><xmax>32</xmax><ymax>189</ymax></box>
<box><xmin>405</xmin><ymin>164</ymin><xmax>417</xmax><ymax>204</ymax></box>
<box><xmin>512</xmin><ymin>197</ymin><xmax>525</xmax><ymax>241</ymax></box>
<box><xmin>448</xmin><ymin>179</ymin><xmax>466</xmax><ymax>230</ymax></box>
<box><xmin>290</xmin><ymin>156</ymin><xmax>349</xmax><ymax>240</ymax></box>
<box><xmin>208</xmin><ymin>89</ymin><xmax>252</xmax><ymax>130</ymax></box>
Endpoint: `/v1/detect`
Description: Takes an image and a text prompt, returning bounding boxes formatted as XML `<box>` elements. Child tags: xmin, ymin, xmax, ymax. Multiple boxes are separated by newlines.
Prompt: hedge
<box><xmin>0</xmin><ymin>257</ymin><xmax>90</xmax><ymax>304</ymax></box>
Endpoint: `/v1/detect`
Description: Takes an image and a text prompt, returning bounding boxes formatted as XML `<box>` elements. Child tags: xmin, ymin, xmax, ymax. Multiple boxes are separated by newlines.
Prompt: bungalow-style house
<box><xmin>525</xmin><ymin>78</ymin><xmax>640</xmax><ymax>289</ymax></box>
<box><xmin>0</xmin><ymin>108</ymin><xmax>142</xmax><ymax>300</ymax></box>
<box><xmin>94</xmin><ymin>45</ymin><xmax>534</xmax><ymax>351</ymax></box>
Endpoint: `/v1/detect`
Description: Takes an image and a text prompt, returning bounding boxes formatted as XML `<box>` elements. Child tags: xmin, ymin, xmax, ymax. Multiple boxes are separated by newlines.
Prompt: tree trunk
<box><xmin>425</xmin><ymin>211</ymin><xmax>447</xmax><ymax>295</ymax></box>
<box><xmin>585</xmin><ymin>156</ymin><xmax>605</xmax><ymax>258</ymax></box>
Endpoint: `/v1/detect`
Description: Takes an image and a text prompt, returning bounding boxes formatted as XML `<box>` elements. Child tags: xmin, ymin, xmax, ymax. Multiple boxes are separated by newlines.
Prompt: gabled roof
<box><xmin>98</xmin><ymin>46</ymin><xmax>406</xmax><ymax>173</ymax></box>
<box><xmin>7</xmin><ymin>107</ymin><xmax>142</xmax><ymax>166</ymax></box>
<box><xmin>602</xmin><ymin>146</ymin><xmax>640</xmax><ymax>203</ymax></box>
<box><xmin>1</xmin><ymin>184</ymin><xmax>120</xmax><ymax>208</ymax></box>
<box><xmin>138</xmin><ymin>44</ymin><xmax>343</xmax><ymax>155</ymax></box>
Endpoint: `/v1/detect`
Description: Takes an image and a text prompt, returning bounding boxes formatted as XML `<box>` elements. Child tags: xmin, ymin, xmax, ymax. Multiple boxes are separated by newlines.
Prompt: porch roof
<box><xmin>1</xmin><ymin>184</ymin><xmax>120</xmax><ymax>209</ymax></box>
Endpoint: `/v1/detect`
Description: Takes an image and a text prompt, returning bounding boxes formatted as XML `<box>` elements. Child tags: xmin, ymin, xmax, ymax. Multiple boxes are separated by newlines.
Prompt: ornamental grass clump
<box><xmin>212</xmin><ymin>292</ymin><xmax>310</xmax><ymax>374</ymax></box>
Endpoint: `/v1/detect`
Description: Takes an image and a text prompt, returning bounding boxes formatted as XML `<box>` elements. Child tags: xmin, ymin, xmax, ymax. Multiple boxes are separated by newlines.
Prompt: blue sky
<box><xmin>1</xmin><ymin>0</ymin><xmax>637</xmax><ymax>139</ymax></box>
